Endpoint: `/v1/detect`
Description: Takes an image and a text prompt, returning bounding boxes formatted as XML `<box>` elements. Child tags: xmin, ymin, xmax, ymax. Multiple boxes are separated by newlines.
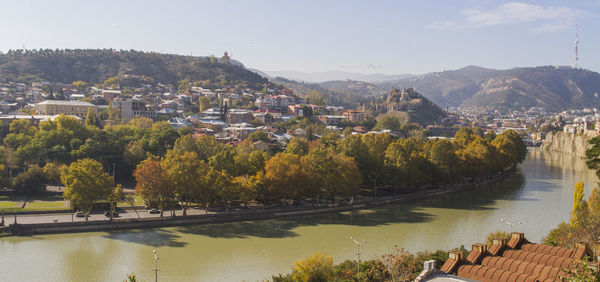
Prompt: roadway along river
<box><xmin>0</xmin><ymin>148</ymin><xmax>597</xmax><ymax>281</ymax></box>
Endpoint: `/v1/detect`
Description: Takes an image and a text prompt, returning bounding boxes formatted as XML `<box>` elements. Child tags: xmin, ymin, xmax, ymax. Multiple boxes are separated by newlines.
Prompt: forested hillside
<box><xmin>0</xmin><ymin>49</ymin><xmax>267</xmax><ymax>87</ymax></box>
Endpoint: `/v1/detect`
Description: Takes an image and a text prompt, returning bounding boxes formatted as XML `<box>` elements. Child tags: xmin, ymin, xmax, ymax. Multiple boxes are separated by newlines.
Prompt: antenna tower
<box><xmin>573</xmin><ymin>24</ymin><xmax>579</xmax><ymax>69</ymax></box>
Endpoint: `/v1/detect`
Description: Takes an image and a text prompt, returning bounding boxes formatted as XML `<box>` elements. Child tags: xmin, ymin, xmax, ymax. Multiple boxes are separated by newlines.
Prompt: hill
<box><xmin>371</xmin><ymin>87</ymin><xmax>446</xmax><ymax>125</ymax></box>
<box><xmin>0</xmin><ymin>49</ymin><xmax>267</xmax><ymax>87</ymax></box>
<box><xmin>379</xmin><ymin>66</ymin><xmax>600</xmax><ymax>111</ymax></box>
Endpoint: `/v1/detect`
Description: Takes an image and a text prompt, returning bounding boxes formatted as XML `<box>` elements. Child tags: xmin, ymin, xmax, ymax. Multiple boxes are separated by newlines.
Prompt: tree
<box><xmin>162</xmin><ymin>151</ymin><xmax>205</xmax><ymax>216</ymax></box>
<box><xmin>14</xmin><ymin>165</ymin><xmax>46</xmax><ymax>195</ymax></box>
<box><xmin>286</xmin><ymin>138</ymin><xmax>309</xmax><ymax>156</ymax></box>
<box><xmin>306</xmin><ymin>90</ymin><xmax>325</xmax><ymax>106</ymax></box>
<box><xmin>424</xmin><ymin>138</ymin><xmax>459</xmax><ymax>184</ymax></box>
<box><xmin>128</xmin><ymin>117</ymin><xmax>154</xmax><ymax>129</ymax></box>
<box><xmin>248</xmin><ymin>130</ymin><xmax>269</xmax><ymax>142</ymax></box>
<box><xmin>85</xmin><ymin>108</ymin><xmax>97</xmax><ymax>127</ymax></box>
<box><xmin>453</xmin><ymin>127</ymin><xmax>475</xmax><ymax>148</ymax></box>
<box><xmin>72</xmin><ymin>81</ymin><xmax>88</xmax><ymax>92</ymax></box>
<box><xmin>262</xmin><ymin>153</ymin><xmax>307</xmax><ymax>202</ymax></box>
<box><xmin>247</xmin><ymin>150</ymin><xmax>268</xmax><ymax>175</ymax></box>
<box><xmin>233</xmin><ymin>175</ymin><xmax>259</xmax><ymax>207</ymax></box>
<box><xmin>42</xmin><ymin>162</ymin><xmax>64</xmax><ymax>186</ymax></box>
<box><xmin>374</xmin><ymin>115</ymin><xmax>401</xmax><ymax>131</ymax></box>
<box><xmin>61</xmin><ymin>159</ymin><xmax>113</xmax><ymax>220</ymax></box>
<box><xmin>291</xmin><ymin>253</ymin><xmax>334</xmax><ymax>282</ymax></box>
<box><xmin>198</xmin><ymin>96</ymin><xmax>211</xmax><ymax>112</ymax></box>
<box><xmin>571</xmin><ymin>181</ymin><xmax>588</xmax><ymax>228</ymax></box>
<box><xmin>133</xmin><ymin>158</ymin><xmax>172</xmax><ymax>217</ymax></box>
<box><xmin>107</xmin><ymin>184</ymin><xmax>124</xmax><ymax>221</ymax></box>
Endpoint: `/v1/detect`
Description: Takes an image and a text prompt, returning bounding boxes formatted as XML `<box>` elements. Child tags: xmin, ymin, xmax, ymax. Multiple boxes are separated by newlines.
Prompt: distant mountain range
<box><xmin>382</xmin><ymin>66</ymin><xmax>600</xmax><ymax>111</ymax></box>
<box><xmin>263</xmin><ymin>66</ymin><xmax>600</xmax><ymax>111</ymax></box>
<box><xmin>260</xmin><ymin>70</ymin><xmax>413</xmax><ymax>83</ymax></box>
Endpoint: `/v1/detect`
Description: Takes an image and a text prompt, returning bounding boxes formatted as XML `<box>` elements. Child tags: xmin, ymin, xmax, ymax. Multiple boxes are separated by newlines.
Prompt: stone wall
<box><xmin>541</xmin><ymin>131</ymin><xmax>596</xmax><ymax>158</ymax></box>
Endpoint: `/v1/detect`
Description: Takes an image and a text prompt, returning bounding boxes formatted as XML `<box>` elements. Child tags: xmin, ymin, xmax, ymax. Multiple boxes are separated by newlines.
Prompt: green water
<box><xmin>0</xmin><ymin>148</ymin><xmax>597</xmax><ymax>281</ymax></box>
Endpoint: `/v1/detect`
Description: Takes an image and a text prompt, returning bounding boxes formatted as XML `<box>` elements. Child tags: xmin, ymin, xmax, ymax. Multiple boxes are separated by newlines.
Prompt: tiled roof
<box><xmin>439</xmin><ymin>232</ymin><xmax>594</xmax><ymax>282</ymax></box>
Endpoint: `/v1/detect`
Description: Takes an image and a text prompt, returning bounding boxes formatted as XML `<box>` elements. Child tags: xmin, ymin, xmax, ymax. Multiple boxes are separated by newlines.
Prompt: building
<box><xmin>422</xmin><ymin>232</ymin><xmax>593</xmax><ymax>281</ymax></box>
<box><xmin>112</xmin><ymin>98</ymin><xmax>156</xmax><ymax>122</ymax></box>
<box><xmin>342</xmin><ymin>110</ymin><xmax>365</xmax><ymax>122</ymax></box>
<box><xmin>34</xmin><ymin>100</ymin><xmax>97</xmax><ymax>118</ymax></box>
<box><xmin>226</xmin><ymin>109</ymin><xmax>254</xmax><ymax>124</ymax></box>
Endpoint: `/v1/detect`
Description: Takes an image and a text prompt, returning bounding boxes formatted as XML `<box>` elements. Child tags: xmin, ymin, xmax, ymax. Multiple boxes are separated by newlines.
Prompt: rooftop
<box><xmin>430</xmin><ymin>232</ymin><xmax>595</xmax><ymax>282</ymax></box>
<box><xmin>36</xmin><ymin>100</ymin><xmax>95</xmax><ymax>106</ymax></box>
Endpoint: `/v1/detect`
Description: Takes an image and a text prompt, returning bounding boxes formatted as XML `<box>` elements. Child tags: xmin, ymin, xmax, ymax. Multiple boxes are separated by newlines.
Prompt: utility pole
<box><xmin>500</xmin><ymin>218</ymin><xmax>521</xmax><ymax>233</ymax></box>
<box><xmin>351</xmin><ymin>236</ymin><xmax>367</xmax><ymax>279</ymax></box>
<box><xmin>153</xmin><ymin>249</ymin><xmax>159</xmax><ymax>282</ymax></box>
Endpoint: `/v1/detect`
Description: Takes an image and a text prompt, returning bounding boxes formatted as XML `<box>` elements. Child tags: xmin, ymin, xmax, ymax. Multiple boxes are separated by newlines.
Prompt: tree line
<box><xmin>0</xmin><ymin>115</ymin><xmax>527</xmax><ymax>216</ymax></box>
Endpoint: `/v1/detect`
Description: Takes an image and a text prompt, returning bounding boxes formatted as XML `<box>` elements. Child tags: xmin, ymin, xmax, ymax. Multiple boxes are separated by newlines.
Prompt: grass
<box><xmin>117</xmin><ymin>194</ymin><xmax>145</xmax><ymax>207</ymax></box>
<box><xmin>0</xmin><ymin>202</ymin><xmax>18</xmax><ymax>208</ymax></box>
<box><xmin>26</xmin><ymin>201</ymin><xmax>66</xmax><ymax>209</ymax></box>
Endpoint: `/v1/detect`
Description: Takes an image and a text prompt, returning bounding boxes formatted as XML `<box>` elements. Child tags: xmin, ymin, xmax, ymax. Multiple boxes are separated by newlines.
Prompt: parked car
<box><xmin>104</xmin><ymin>210</ymin><xmax>119</xmax><ymax>217</ymax></box>
<box><xmin>75</xmin><ymin>211</ymin><xmax>85</xmax><ymax>218</ymax></box>
<box><xmin>148</xmin><ymin>208</ymin><xmax>160</xmax><ymax>214</ymax></box>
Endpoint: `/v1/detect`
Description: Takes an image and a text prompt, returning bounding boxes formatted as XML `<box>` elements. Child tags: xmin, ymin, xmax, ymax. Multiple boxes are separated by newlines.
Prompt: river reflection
<box><xmin>0</xmin><ymin>148</ymin><xmax>597</xmax><ymax>281</ymax></box>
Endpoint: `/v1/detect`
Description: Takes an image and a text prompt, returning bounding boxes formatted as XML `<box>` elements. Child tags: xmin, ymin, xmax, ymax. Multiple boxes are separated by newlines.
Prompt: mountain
<box><xmin>319</xmin><ymin>80</ymin><xmax>386</xmax><ymax>96</ymax></box>
<box><xmin>0</xmin><ymin>49</ymin><xmax>267</xmax><ymax>87</ymax></box>
<box><xmin>264</xmin><ymin>70</ymin><xmax>413</xmax><ymax>83</ymax></box>
<box><xmin>379</xmin><ymin>66</ymin><xmax>600</xmax><ymax>111</ymax></box>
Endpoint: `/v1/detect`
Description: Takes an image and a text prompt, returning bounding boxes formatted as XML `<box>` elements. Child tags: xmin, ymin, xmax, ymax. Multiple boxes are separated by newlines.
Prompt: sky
<box><xmin>0</xmin><ymin>0</ymin><xmax>599</xmax><ymax>75</ymax></box>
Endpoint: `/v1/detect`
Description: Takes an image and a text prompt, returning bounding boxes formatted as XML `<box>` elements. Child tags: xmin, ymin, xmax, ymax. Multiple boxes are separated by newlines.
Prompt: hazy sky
<box><xmin>1</xmin><ymin>0</ymin><xmax>598</xmax><ymax>74</ymax></box>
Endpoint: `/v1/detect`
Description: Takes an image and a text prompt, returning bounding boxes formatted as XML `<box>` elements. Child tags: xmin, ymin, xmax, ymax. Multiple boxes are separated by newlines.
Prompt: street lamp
<box><xmin>153</xmin><ymin>249</ymin><xmax>159</xmax><ymax>282</ymax></box>
<box><xmin>351</xmin><ymin>236</ymin><xmax>367</xmax><ymax>279</ymax></box>
<box><xmin>500</xmin><ymin>218</ymin><xmax>522</xmax><ymax>233</ymax></box>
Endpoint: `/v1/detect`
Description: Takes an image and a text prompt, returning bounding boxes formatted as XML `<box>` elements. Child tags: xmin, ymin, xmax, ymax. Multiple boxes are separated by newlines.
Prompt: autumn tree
<box><xmin>61</xmin><ymin>158</ymin><xmax>113</xmax><ymax>220</ymax></box>
<box><xmin>262</xmin><ymin>153</ymin><xmax>307</xmax><ymax>202</ymax></box>
<box><xmin>133</xmin><ymin>158</ymin><xmax>172</xmax><ymax>217</ymax></box>
<box><xmin>290</xmin><ymin>253</ymin><xmax>334</xmax><ymax>282</ymax></box>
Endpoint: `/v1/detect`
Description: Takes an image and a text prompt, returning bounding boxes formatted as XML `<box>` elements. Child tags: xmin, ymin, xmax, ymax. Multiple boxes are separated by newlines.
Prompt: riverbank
<box><xmin>3</xmin><ymin>172</ymin><xmax>510</xmax><ymax>236</ymax></box>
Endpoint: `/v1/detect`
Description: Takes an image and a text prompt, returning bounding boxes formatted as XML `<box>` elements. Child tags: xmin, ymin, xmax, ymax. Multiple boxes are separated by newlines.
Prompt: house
<box><xmin>421</xmin><ymin>232</ymin><xmax>594</xmax><ymax>281</ymax></box>
<box><xmin>343</xmin><ymin>110</ymin><xmax>364</xmax><ymax>121</ymax></box>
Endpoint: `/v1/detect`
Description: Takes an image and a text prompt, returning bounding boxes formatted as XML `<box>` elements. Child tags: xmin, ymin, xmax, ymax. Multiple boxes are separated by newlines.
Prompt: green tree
<box><xmin>85</xmin><ymin>108</ymin><xmax>97</xmax><ymax>127</ymax></box>
<box><xmin>42</xmin><ymin>162</ymin><xmax>64</xmax><ymax>186</ymax></box>
<box><xmin>107</xmin><ymin>184</ymin><xmax>124</xmax><ymax>221</ymax></box>
<box><xmin>306</xmin><ymin>90</ymin><xmax>325</xmax><ymax>106</ymax></box>
<box><xmin>198</xmin><ymin>96</ymin><xmax>211</xmax><ymax>112</ymax></box>
<box><xmin>14</xmin><ymin>165</ymin><xmax>46</xmax><ymax>195</ymax></box>
<box><xmin>163</xmin><ymin>151</ymin><xmax>205</xmax><ymax>216</ymax></box>
<box><xmin>61</xmin><ymin>159</ymin><xmax>113</xmax><ymax>220</ymax></box>
<box><xmin>72</xmin><ymin>81</ymin><xmax>88</xmax><ymax>92</ymax></box>
<box><xmin>374</xmin><ymin>115</ymin><xmax>401</xmax><ymax>131</ymax></box>
<box><xmin>285</xmin><ymin>138</ymin><xmax>309</xmax><ymax>156</ymax></box>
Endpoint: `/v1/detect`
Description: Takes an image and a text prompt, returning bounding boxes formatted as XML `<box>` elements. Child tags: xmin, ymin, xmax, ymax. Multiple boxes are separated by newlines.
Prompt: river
<box><xmin>0</xmin><ymin>148</ymin><xmax>598</xmax><ymax>281</ymax></box>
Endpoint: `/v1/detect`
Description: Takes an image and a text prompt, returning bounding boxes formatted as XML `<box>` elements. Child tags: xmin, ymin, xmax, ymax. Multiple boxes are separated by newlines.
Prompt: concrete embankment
<box><xmin>541</xmin><ymin>131</ymin><xmax>595</xmax><ymax>158</ymax></box>
<box><xmin>4</xmin><ymin>174</ymin><xmax>508</xmax><ymax>236</ymax></box>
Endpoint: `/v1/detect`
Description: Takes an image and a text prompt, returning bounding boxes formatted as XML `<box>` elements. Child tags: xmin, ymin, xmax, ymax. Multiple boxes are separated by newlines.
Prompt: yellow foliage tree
<box><xmin>291</xmin><ymin>253</ymin><xmax>334</xmax><ymax>282</ymax></box>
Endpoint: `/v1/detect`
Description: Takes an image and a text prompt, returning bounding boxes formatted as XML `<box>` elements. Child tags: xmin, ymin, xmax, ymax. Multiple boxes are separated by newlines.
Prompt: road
<box><xmin>3</xmin><ymin>206</ymin><xmax>217</xmax><ymax>225</ymax></box>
